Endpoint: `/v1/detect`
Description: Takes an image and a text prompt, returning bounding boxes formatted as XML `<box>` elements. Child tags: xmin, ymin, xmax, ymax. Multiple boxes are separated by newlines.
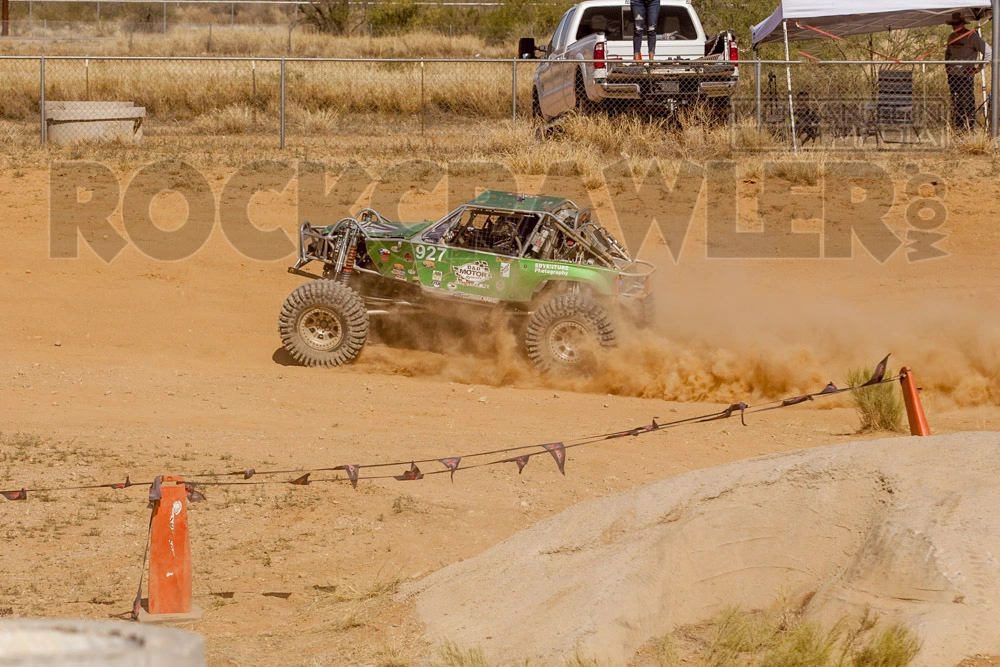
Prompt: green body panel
<box><xmin>466</xmin><ymin>191</ymin><xmax>573</xmax><ymax>214</ymax></box>
<box><xmin>365</xmin><ymin>238</ymin><xmax>617</xmax><ymax>304</ymax></box>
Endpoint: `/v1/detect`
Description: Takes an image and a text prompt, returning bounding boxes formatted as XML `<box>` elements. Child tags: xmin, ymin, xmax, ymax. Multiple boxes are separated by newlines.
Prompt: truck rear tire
<box><xmin>575</xmin><ymin>72</ymin><xmax>599</xmax><ymax>114</ymax></box>
<box><xmin>279</xmin><ymin>280</ymin><xmax>369</xmax><ymax>367</ymax></box>
<box><xmin>525</xmin><ymin>293</ymin><xmax>617</xmax><ymax>373</ymax></box>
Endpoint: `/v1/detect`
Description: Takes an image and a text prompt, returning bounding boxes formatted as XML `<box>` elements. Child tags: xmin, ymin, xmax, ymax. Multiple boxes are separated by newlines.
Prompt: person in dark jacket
<box><xmin>944</xmin><ymin>12</ymin><xmax>992</xmax><ymax>132</ymax></box>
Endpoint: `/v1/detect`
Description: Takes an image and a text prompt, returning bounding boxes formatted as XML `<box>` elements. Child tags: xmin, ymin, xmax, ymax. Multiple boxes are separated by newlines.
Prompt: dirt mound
<box><xmin>407</xmin><ymin>432</ymin><xmax>1000</xmax><ymax>666</ymax></box>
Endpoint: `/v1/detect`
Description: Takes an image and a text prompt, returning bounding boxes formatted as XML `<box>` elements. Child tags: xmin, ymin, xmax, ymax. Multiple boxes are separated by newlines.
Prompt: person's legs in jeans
<box><xmin>630</xmin><ymin>0</ymin><xmax>647</xmax><ymax>58</ymax></box>
<box><xmin>645</xmin><ymin>0</ymin><xmax>659</xmax><ymax>58</ymax></box>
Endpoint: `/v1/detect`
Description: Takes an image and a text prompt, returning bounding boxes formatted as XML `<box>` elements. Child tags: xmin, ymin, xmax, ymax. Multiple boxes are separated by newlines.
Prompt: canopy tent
<box><xmin>752</xmin><ymin>1</ymin><xmax>993</xmax><ymax>47</ymax></box>
<box><xmin>749</xmin><ymin>0</ymin><xmax>997</xmax><ymax>149</ymax></box>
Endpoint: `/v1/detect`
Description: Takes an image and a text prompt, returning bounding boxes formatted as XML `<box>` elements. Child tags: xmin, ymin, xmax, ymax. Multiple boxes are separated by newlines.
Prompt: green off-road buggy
<box><xmin>280</xmin><ymin>190</ymin><xmax>655</xmax><ymax>373</ymax></box>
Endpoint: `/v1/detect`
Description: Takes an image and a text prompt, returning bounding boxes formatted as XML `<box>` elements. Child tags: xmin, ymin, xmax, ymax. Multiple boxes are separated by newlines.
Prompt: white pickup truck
<box><xmin>518</xmin><ymin>0</ymin><xmax>739</xmax><ymax>121</ymax></box>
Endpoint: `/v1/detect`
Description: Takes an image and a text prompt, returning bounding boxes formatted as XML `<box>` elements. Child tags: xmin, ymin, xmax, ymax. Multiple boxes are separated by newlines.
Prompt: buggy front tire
<box><xmin>279</xmin><ymin>280</ymin><xmax>369</xmax><ymax>367</ymax></box>
<box><xmin>525</xmin><ymin>293</ymin><xmax>617</xmax><ymax>373</ymax></box>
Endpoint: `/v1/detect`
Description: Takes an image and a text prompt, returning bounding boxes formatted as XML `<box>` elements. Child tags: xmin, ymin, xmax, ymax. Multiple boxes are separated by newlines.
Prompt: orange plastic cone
<box><xmin>148</xmin><ymin>476</ymin><xmax>192</xmax><ymax>615</ymax></box>
<box><xmin>899</xmin><ymin>367</ymin><xmax>930</xmax><ymax>436</ymax></box>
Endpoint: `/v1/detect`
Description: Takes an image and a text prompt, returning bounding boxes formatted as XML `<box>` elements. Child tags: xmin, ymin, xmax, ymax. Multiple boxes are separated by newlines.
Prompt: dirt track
<box><xmin>2</xmin><ymin>158</ymin><xmax>999</xmax><ymax>665</ymax></box>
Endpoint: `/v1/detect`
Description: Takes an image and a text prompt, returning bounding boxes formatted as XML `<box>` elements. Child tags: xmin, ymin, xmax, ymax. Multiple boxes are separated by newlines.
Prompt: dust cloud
<box><xmin>353</xmin><ymin>267</ymin><xmax>1000</xmax><ymax>407</ymax></box>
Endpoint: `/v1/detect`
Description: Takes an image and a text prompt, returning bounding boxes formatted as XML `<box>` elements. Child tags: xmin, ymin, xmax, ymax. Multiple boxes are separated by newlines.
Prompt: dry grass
<box><xmin>0</xmin><ymin>25</ymin><xmax>513</xmax><ymax>59</ymax></box>
<box><xmin>846</xmin><ymin>367</ymin><xmax>906</xmax><ymax>433</ymax></box>
<box><xmin>636</xmin><ymin>604</ymin><xmax>921</xmax><ymax>667</ymax></box>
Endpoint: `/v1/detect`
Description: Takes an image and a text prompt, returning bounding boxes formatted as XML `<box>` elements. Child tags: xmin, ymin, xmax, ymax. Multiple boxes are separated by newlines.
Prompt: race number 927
<box><xmin>414</xmin><ymin>245</ymin><xmax>446</xmax><ymax>262</ymax></box>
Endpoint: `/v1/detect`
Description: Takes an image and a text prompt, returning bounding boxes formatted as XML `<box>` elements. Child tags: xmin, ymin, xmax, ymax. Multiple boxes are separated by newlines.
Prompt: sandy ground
<box><xmin>2</xmin><ymin>157</ymin><xmax>1000</xmax><ymax>666</ymax></box>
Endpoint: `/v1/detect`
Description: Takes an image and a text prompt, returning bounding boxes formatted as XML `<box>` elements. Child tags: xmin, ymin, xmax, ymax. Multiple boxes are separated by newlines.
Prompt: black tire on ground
<box><xmin>524</xmin><ymin>293</ymin><xmax>617</xmax><ymax>373</ymax></box>
<box><xmin>278</xmin><ymin>280</ymin><xmax>369</xmax><ymax>367</ymax></box>
<box><xmin>575</xmin><ymin>72</ymin><xmax>598</xmax><ymax>114</ymax></box>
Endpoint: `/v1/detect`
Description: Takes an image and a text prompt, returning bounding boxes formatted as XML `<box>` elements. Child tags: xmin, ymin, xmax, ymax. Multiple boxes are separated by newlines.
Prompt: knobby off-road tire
<box><xmin>279</xmin><ymin>280</ymin><xmax>369</xmax><ymax>367</ymax></box>
<box><xmin>525</xmin><ymin>293</ymin><xmax>617</xmax><ymax>373</ymax></box>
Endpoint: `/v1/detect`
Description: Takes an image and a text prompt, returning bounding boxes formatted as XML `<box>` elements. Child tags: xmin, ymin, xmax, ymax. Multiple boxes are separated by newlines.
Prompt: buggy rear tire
<box><xmin>525</xmin><ymin>293</ymin><xmax>617</xmax><ymax>373</ymax></box>
<box><xmin>279</xmin><ymin>280</ymin><xmax>369</xmax><ymax>367</ymax></box>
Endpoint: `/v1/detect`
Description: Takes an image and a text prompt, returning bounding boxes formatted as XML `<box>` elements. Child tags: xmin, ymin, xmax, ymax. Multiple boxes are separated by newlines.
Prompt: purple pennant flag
<box><xmin>819</xmin><ymin>381</ymin><xmax>839</xmax><ymax>394</ymax></box>
<box><xmin>394</xmin><ymin>462</ymin><xmax>424</xmax><ymax>481</ymax></box>
<box><xmin>503</xmin><ymin>455</ymin><xmax>531</xmax><ymax>474</ymax></box>
<box><xmin>1</xmin><ymin>489</ymin><xmax>26</xmax><ymax>501</ymax></box>
<box><xmin>109</xmin><ymin>476</ymin><xmax>131</xmax><ymax>490</ymax></box>
<box><xmin>185</xmin><ymin>484</ymin><xmax>206</xmax><ymax>502</ymax></box>
<box><xmin>148</xmin><ymin>476</ymin><xmax>162</xmax><ymax>502</ymax></box>
<box><xmin>542</xmin><ymin>442</ymin><xmax>567</xmax><ymax>475</ymax></box>
<box><xmin>337</xmin><ymin>464</ymin><xmax>360</xmax><ymax>489</ymax></box>
<box><xmin>781</xmin><ymin>395</ymin><xmax>812</xmax><ymax>407</ymax></box>
<box><xmin>438</xmin><ymin>457</ymin><xmax>461</xmax><ymax>482</ymax></box>
<box><xmin>861</xmin><ymin>354</ymin><xmax>891</xmax><ymax>387</ymax></box>
<box><xmin>723</xmin><ymin>402</ymin><xmax>749</xmax><ymax>426</ymax></box>
<box><xmin>290</xmin><ymin>473</ymin><xmax>311</xmax><ymax>486</ymax></box>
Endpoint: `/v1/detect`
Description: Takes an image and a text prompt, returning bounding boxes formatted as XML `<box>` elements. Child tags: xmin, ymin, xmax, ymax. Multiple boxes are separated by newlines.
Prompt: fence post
<box><xmin>280</xmin><ymin>58</ymin><xmax>286</xmax><ymax>149</ymax></box>
<box><xmin>39</xmin><ymin>55</ymin><xmax>45</xmax><ymax>144</ymax></box>
<box><xmin>420</xmin><ymin>59</ymin><xmax>425</xmax><ymax>136</ymax></box>
<box><xmin>511</xmin><ymin>59</ymin><xmax>517</xmax><ymax>121</ymax></box>
<box><xmin>993</xmin><ymin>0</ymin><xmax>999</xmax><ymax>139</ymax></box>
<box><xmin>162</xmin><ymin>1</ymin><xmax>166</xmax><ymax>34</ymax></box>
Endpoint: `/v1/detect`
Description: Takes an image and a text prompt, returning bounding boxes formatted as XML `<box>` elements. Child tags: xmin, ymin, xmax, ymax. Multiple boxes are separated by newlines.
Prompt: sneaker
<box><xmin>648</xmin><ymin>53</ymin><xmax>655</xmax><ymax>62</ymax></box>
<box><xmin>634</xmin><ymin>53</ymin><xmax>642</xmax><ymax>62</ymax></box>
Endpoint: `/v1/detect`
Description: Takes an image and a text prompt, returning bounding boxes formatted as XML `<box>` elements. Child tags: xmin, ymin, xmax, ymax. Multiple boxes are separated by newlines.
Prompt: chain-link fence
<box><xmin>0</xmin><ymin>55</ymin><xmax>992</xmax><ymax>149</ymax></box>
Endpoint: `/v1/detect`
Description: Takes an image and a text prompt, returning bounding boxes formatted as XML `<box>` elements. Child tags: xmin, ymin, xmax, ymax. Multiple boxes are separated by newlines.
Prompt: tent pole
<box><xmin>992</xmin><ymin>0</ymin><xmax>999</xmax><ymax>139</ymax></box>
<box><xmin>978</xmin><ymin>24</ymin><xmax>989</xmax><ymax>127</ymax></box>
<box><xmin>754</xmin><ymin>45</ymin><xmax>762</xmax><ymax>130</ymax></box>
<box><xmin>783</xmin><ymin>19</ymin><xmax>798</xmax><ymax>152</ymax></box>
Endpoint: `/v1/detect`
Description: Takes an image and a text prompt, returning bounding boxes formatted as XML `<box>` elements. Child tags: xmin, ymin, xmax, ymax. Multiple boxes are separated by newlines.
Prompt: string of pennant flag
<box><xmin>2</xmin><ymin>355</ymin><xmax>896</xmax><ymax>502</ymax></box>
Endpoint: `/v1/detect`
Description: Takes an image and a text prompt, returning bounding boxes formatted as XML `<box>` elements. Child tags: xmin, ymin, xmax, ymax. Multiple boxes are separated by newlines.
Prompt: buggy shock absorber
<box><xmin>339</xmin><ymin>243</ymin><xmax>357</xmax><ymax>285</ymax></box>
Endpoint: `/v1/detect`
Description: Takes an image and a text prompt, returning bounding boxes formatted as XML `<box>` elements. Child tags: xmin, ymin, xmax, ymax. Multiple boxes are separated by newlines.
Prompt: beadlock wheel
<box><xmin>297</xmin><ymin>307</ymin><xmax>344</xmax><ymax>352</ymax></box>
<box><xmin>524</xmin><ymin>293</ymin><xmax>617</xmax><ymax>373</ymax></box>
<box><xmin>278</xmin><ymin>280</ymin><xmax>369</xmax><ymax>367</ymax></box>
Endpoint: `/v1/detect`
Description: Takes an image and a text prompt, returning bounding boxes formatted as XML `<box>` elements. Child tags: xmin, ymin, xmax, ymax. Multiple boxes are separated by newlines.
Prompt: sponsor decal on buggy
<box><xmin>408</xmin><ymin>269</ymin><xmax>416</xmax><ymax>275</ymax></box>
<box><xmin>379</xmin><ymin>249</ymin><xmax>390</xmax><ymax>262</ymax></box>
<box><xmin>422</xmin><ymin>260</ymin><xmax>436</xmax><ymax>268</ymax></box>
<box><xmin>432</xmin><ymin>270</ymin><xmax>443</xmax><ymax>281</ymax></box>
<box><xmin>533</xmin><ymin>262</ymin><xmax>570</xmax><ymax>277</ymax></box>
<box><xmin>404</xmin><ymin>252</ymin><xmax>413</xmax><ymax>262</ymax></box>
<box><xmin>390</xmin><ymin>243</ymin><xmax>402</xmax><ymax>252</ymax></box>
<box><xmin>432</xmin><ymin>280</ymin><xmax>441</xmax><ymax>288</ymax></box>
<box><xmin>500</xmin><ymin>261</ymin><xmax>511</xmax><ymax>278</ymax></box>
<box><xmin>393</xmin><ymin>263</ymin><xmax>404</xmax><ymax>270</ymax></box>
<box><xmin>447</xmin><ymin>283</ymin><xmax>457</xmax><ymax>291</ymax></box>
<box><xmin>454</xmin><ymin>260</ymin><xmax>492</xmax><ymax>288</ymax></box>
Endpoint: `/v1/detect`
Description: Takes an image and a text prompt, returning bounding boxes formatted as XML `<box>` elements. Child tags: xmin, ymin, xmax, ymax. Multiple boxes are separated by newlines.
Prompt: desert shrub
<box><xmin>846</xmin><ymin>366</ymin><xmax>906</xmax><ymax>433</ymax></box>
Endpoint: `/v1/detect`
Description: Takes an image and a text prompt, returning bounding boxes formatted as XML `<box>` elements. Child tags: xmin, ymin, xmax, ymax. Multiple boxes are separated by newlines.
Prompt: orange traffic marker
<box><xmin>899</xmin><ymin>367</ymin><xmax>930</xmax><ymax>436</ymax></box>
<box><xmin>148</xmin><ymin>475</ymin><xmax>193</xmax><ymax>616</ymax></box>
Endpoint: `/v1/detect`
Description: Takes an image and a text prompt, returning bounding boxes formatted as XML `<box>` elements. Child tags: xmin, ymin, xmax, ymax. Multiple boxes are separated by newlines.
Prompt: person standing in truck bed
<box><xmin>631</xmin><ymin>0</ymin><xmax>660</xmax><ymax>61</ymax></box>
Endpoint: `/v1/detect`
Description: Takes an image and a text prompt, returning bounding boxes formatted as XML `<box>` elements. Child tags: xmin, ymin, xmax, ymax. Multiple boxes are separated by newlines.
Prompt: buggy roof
<box><xmin>468</xmin><ymin>191</ymin><xmax>573</xmax><ymax>214</ymax></box>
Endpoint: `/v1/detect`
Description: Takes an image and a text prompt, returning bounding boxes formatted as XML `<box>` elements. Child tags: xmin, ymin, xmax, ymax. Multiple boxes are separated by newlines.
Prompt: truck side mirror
<box><xmin>518</xmin><ymin>37</ymin><xmax>537</xmax><ymax>59</ymax></box>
